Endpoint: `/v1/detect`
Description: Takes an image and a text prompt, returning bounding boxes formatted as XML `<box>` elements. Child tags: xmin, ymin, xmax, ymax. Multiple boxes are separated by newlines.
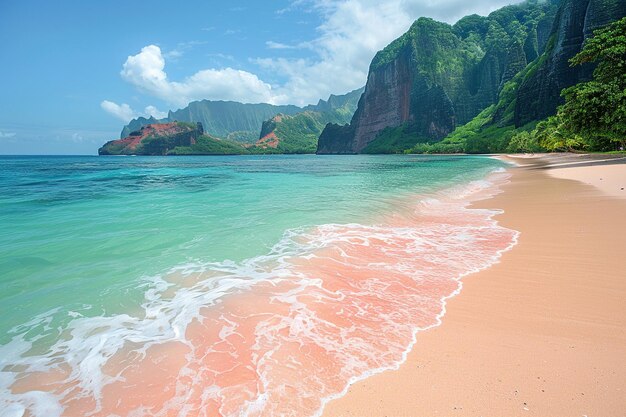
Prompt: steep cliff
<box><xmin>318</xmin><ymin>0</ymin><xmax>558</xmax><ymax>154</ymax></box>
<box><xmin>514</xmin><ymin>0</ymin><xmax>626</xmax><ymax>126</ymax></box>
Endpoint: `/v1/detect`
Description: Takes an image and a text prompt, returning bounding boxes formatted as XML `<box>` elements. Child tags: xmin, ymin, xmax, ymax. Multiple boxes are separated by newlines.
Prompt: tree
<box><xmin>507</xmin><ymin>130</ymin><xmax>544</xmax><ymax>153</ymax></box>
<box><xmin>558</xmin><ymin>17</ymin><xmax>626</xmax><ymax>150</ymax></box>
<box><xmin>534</xmin><ymin>116</ymin><xmax>584</xmax><ymax>151</ymax></box>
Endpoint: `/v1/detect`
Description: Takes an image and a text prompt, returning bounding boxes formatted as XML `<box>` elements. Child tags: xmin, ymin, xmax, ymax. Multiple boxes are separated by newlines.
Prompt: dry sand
<box><xmin>322</xmin><ymin>154</ymin><xmax>626</xmax><ymax>417</ymax></box>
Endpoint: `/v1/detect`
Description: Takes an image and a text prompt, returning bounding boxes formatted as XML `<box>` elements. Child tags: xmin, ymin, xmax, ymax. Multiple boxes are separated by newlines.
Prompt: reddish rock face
<box><xmin>256</xmin><ymin>131</ymin><xmax>280</xmax><ymax>149</ymax></box>
<box><xmin>99</xmin><ymin>123</ymin><xmax>203</xmax><ymax>155</ymax></box>
<box><xmin>352</xmin><ymin>49</ymin><xmax>414</xmax><ymax>152</ymax></box>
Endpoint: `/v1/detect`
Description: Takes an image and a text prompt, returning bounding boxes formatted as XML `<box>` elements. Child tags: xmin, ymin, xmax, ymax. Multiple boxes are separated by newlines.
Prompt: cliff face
<box><xmin>351</xmin><ymin>47</ymin><xmax>415</xmax><ymax>151</ymax></box>
<box><xmin>100</xmin><ymin>122</ymin><xmax>205</xmax><ymax>155</ymax></box>
<box><xmin>319</xmin><ymin>19</ymin><xmax>473</xmax><ymax>154</ymax></box>
<box><xmin>318</xmin><ymin>1</ymin><xmax>558</xmax><ymax>154</ymax></box>
<box><xmin>514</xmin><ymin>0</ymin><xmax>626</xmax><ymax>126</ymax></box>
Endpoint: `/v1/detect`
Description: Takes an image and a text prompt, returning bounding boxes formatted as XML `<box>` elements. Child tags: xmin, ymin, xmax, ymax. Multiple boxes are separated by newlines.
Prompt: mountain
<box><xmin>120</xmin><ymin>102</ymin><xmax>302</xmax><ymax>141</ymax></box>
<box><xmin>318</xmin><ymin>0</ymin><xmax>560</xmax><ymax>154</ymax></box>
<box><xmin>99</xmin><ymin>122</ymin><xmax>248</xmax><ymax>155</ymax></box>
<box><xmin>100</xmin><ymin>88</ymin><xmax>365</xmax><ymax>155</ymax></box>
<box><xmin>119</xmin><ymin>88</ymin><xmax>364</xmax><ymax>144</ymax></box>
<box><xmin>443</xmin><ymin>0</ymin><xmax>626</xmax><ymax>154</ymax></box>
<box><xmin>319</xmin><ymin>0</ymin><xmax>626</xmax><ymax>154</ymax></box>
<box><xmin>254</xmin><ymin>88</ymin><xmax>364</xmax><ymax>153</ymax></box>
<box><xmin>514</xmin><ymin>0</ymin><xmax>626</xmax><ymax>126</ymax></box>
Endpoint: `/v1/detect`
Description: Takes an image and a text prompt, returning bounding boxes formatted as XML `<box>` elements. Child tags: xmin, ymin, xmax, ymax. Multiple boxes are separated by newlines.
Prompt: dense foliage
<box><xmin>556</xmin><ymin>17</ymin><xmax>626</xmax><ymax>150</ymax></box>
<box><xmin>169</xmin><ymin>135</ymin><xmax>248</xmax><ymax>155</ymax></box>
<box><xmin>407</xmin><ymin>14</ymin><xmax>626</xmax><ymax>154</ymax></box>
<box><xmin>506</xmin><ymin>17</ymin><xmax>626</xmax><ymax>152</ymax></box>
<box><xmin>362</xmin><ymin>125</ymin><xmax>429</xmax><ymax>154</ymax></box>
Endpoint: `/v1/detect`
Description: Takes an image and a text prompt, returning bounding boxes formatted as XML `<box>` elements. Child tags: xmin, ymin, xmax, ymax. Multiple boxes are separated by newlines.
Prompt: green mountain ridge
<box><xmin>120</xmin><ymin>88</ymin><xmax>364</xmax><ymax>142</ymax></box>
<box><xmin>100</xmin><ymin>89</ymin><xmax>364</xmax><ymax>155</ymax></box>
<box><xmin>318</xmin><ymin>0</ymin><xmax>560</xmax><ymax>154</ymax></box>
<box><xmin>254</xmin><ymin>88</ymin><xmax>364</xmax><ymax>153</ymax></box>
<box><xmin>317</xmin><ymin>0</ymin><xmax>626</xmax><ymax>154</ymax></box>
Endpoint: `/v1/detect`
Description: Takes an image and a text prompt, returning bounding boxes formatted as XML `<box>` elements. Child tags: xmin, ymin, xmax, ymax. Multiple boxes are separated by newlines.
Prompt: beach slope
<box><xmin>323</xmin><ymin>154</ymin><xmax>626</xmax><ymax>417</ymax></box>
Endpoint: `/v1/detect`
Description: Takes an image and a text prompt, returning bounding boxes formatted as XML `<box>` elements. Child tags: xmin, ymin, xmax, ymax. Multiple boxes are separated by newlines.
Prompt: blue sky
<box><xmin>0</xmin><ymin>0</ymin><xmax>521</xmax><ymax>154</ymax></box>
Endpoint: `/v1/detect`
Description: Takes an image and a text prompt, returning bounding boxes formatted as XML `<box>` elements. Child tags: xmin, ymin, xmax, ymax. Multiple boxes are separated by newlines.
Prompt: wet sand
<box><xmin>322</xmin><ymin>154</ymin><xmax>626</xmax><ymax>416</ymax></box>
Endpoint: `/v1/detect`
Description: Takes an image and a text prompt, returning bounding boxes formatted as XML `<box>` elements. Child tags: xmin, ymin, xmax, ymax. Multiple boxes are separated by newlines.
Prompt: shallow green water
<box><xmin>0</xmin><ymin>155</ymin><xmax>505</xmax><ymax>343</ymax></box>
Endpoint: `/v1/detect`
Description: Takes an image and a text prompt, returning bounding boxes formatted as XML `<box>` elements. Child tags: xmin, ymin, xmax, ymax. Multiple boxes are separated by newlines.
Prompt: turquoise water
<box><xmin>0</xmin><ymin>155</ymin><xmax>505</xmax><ymax>345</ymax></box>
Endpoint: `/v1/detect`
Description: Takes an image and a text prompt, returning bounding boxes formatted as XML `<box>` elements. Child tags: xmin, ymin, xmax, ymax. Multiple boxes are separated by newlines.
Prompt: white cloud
<box><xmin>101</xmin><ymin>100</ymin><xmax>168</xmax><ymax>122</ymax></box>
<box><xmin>164</xmin><ymin>40</ymin><xmax>207</xmax><ymax>60</ymax></box>
<box><xmin>0</xmin><ymin>131</ymin><xmax>17</xmax><ymax>138</ymax></box>
<box><xmin>401</xmin><ymin>0</ymin><xmax>522</xmax><ymax>25</ymax></box>
<box><xmin>266</xmin><ymin>41</ymin><xmax>297</xmax><ymax>50</ymax></box>
<box><xmin>115</xmin><ymin>0</ymin><xmax>523</xmax><ymax>107</ymax></box>
<box><xmin>144</xmin><ymin>105</ymin><xmax>168</xmax><ymax>119</ymax></box>
<box><xmin>100</xmin><ymin>101</ymin><xmax>136</xmax><ymax>122</ymax></box>
<box><xmin>120</xmin><ymin>45</ymin><xmax>281</xmax><ymax>106</ymax></box>
<box><xmin>164</xmin><ymin>49</ymin><xmax>184</xmax><ymax>59</ymax></box>
<box><xmin>257</xmin><ymin>0</ymin><xmax>415</xmax><ymax>105</ymax></box>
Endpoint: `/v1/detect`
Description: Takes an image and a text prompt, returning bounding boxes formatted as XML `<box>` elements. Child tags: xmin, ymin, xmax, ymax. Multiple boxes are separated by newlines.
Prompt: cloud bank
<box><xmin>120</xmin><ymin>45</ymin><xmax>281</xmax><ymax>107</ymax></box>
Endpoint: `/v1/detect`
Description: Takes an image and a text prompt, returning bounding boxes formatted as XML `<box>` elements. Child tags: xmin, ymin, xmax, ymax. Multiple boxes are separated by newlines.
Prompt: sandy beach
<box><xmin>322</xmin><ymin>154</ymin><xmax>626</xmax><ymax>417</ymax></box>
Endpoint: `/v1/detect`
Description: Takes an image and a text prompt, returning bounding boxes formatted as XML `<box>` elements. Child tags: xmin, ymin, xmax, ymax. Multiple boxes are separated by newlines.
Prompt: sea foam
<box><xmin>0</xmin><ymin>170</ymin><xmax>518</xmax><ymax>417</ymax></box>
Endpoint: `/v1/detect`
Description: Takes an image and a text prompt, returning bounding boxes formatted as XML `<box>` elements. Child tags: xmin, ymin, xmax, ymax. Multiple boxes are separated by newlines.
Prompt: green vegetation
<box><xmin>406</xmin><ymin>142</ymin><xmax>465</xmax><ymax>154</ymax></box>
<box><xmin>169</xmin><ymin>135</ymin><xmax>248</xmax><ymax>155</ymax></box>
<box><xmin>175</xmin><ymin>121</ymin><xmax>198</xmax><ymax>129</ymax></box>
<box><xmin>98</xmin><ymin>140</ymin><xmax>129</xmax><ymax>155</ymax></box>
<box><xmin>226</xmin><ymin>131</ymin><xmax>259</xmax><ymax>143</ymax></box>
<box><xmin>271</xmin><ymin>113</ymin><xmax>324</xmax><ymax>153</ymax></box>
<box><xmin>251</xmin><ymin>89</ymin><xmax>363</xmax><ymax>154</ymax></box>
<box><xmin>398</xmin><ymin>101</ymin><xmax>541</xmax><ymax>154</ymax></box>
<box><xmin>507</xmin><ymin>17</ymin><xmax>626</xmax><ymax>152</ymax></box>
<box><xmin>442</xmin><ymin>106</ymin><xmax>495</xmax><ymax>145</ymax></box>
<box><xmin>556</xmin><ymin>17</ymin><xmax>626</xmax><ymax>150</ymax></box>
<box><xmin>370</xmin><ymin>17</ymin><xmax>484</xmax><ymax>78</ymax></box>
<box><xmin>403</xmin><ymin>106</ymin><xmax>523</xmax><ymax>154</ymax></box>
<box><xmin>506</xmin><ymin>130</ymin><xmax>544</xmax><ymax>153</ymax></box>
<box><xmin>319</xmin><ymin>0</ymin><xmax>560</xmax><ymax>153</ymax></box>
<box><xmin>362</xmin><ymin>125</ymin><xmax>429</xmax><ymax>154</ymax></box>
<box><xmin>249</xmin><ymin>112</ymin><xmax>329</xmax><ymax>154</ymax></box>
<box><xmin>404</xmin><ymin>16</ymin><xmax>626</xmax><ymax>154</ymax></box>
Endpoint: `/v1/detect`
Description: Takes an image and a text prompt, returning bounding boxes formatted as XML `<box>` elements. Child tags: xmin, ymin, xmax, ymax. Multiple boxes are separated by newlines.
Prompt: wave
<box><xmin>0</xmin><ymin>169</ymin><xmax>518</xmax><ymax>417</ymax></box>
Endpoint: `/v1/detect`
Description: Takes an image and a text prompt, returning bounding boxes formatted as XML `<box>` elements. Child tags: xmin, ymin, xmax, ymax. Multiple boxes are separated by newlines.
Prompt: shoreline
<box><xmin>314</xmin><ymin>166</ymin><xmax>521</xmax><ymax>417</ymax></box>
<box><xmin>322</xmin><ymin>154</ymin><xmax>626</xmax><ymax>416</ymax></box>
<box><xmin>0</xmin><ymin>155</ymin><xmax>519</xmax><ymax>416</ymax></box>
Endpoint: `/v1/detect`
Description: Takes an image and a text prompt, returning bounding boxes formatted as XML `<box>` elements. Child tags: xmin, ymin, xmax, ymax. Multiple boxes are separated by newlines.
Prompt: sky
<box><xmin>0</xmin><ymin>0</ymin><xmax>522</xmax><ymax>155</ymax></box>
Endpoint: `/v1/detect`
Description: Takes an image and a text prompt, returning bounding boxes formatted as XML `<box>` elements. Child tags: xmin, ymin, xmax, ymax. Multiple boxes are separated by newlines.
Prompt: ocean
<box><xmin>0</xmin><ymin>155</ymin><xmax>517</xmax><ymax>417</ymax></box>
